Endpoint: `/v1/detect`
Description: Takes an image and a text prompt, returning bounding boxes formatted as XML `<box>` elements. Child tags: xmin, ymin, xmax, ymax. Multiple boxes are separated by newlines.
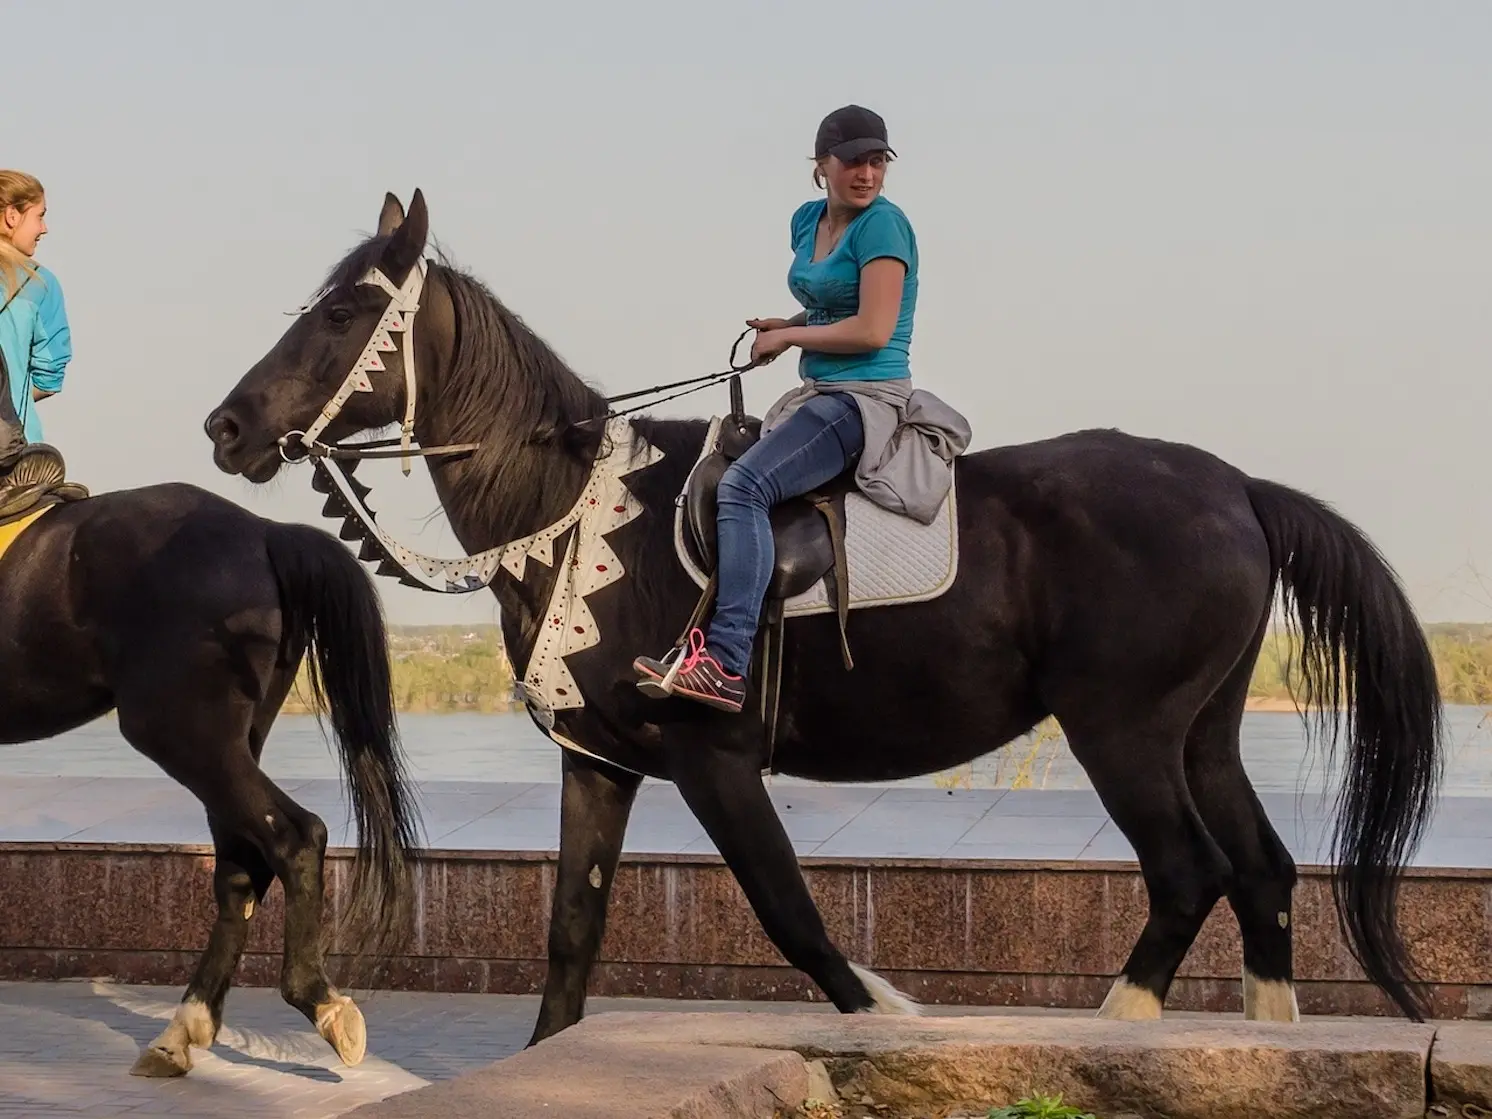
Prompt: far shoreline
<box><xmin>1244</xmin><ymin>697</ymin><xmax>1315</xmax><ymax>714</ymax></box>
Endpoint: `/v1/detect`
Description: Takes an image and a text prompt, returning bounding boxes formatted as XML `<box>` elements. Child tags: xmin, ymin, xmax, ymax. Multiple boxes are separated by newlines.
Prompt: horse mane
<box><xmin>325</xmin><ymin>234</ymin><xmax>625</xmax><ymax>537</ymax></box>
<box><xmin>322</xmin><ymin>234</ymin><xmax>715</xmax><ymax>632</ymax></box>
<box><xmin>420</xmin><ymin>250</ymin><xmax>715</xmax><ymax>629</ymax></box>
<box><xmin>439</xmin><ymin>262</ymin><xmax>606</xmax><ymax>433</ymax></box>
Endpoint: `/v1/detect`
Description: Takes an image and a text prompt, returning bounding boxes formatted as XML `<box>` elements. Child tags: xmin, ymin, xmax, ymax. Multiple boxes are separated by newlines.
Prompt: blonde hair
<box><xmin>0</xmin><ymin>170</ymin><xmax>45</xmax><ymax>301</ymax></box>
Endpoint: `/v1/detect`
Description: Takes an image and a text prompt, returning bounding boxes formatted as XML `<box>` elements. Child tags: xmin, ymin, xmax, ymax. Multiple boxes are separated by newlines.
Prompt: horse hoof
<box><xmin>1096</xmin><ymin>977</ymin><xmax>1164</xmax><ymax>1021</ymax></box>
<box><xmin>130</xmin><ymin>1044</ymin><xmax>191</xmax><ymax>1078</ymax></box>
<box><xmin>316</xmin><ymin>994</ymin><xmax>367</xmax><ymax>1066</ymax></box>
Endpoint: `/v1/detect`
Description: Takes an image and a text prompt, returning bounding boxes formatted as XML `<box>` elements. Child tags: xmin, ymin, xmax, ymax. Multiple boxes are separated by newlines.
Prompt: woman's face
<box><xmin>3</xmin><ymin>197</ymin><xmax>47</xmax><ymax>256</ymax></box>
<box><xmin>821</xmin><ymin>152</ymin><xmax>889</xmax><ymax>210</ymax></box>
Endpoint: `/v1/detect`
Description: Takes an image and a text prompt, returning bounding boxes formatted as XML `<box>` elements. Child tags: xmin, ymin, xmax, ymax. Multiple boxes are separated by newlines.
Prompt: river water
<box><xmin>3</xmin><ymin>705</ymin><xmax>1489</xmax><ymax>797</ymax></box>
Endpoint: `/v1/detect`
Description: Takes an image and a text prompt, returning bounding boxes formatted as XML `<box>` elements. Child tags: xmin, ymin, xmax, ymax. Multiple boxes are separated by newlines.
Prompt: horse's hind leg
<box><xmin>132</xmin><ymin>677</ymin><xmax>295</xmax><ymax>1077</ymax></box>
<box><xmin>131</xmin><ymin>832</ymin><xmax>275</xmax><ymax>1077</ymax></box>
<box><xmin>182</xmin><ymin>766</ymin><xmax>362</xmax><ymax>1063</ymax></box>
<box><xmin>1063</xmin><ymin>710</ymin><xmax>1235</xmax><ymax>1020</ymax></box>
<box><xmin>119</xmin><ymin>670</ymin><xmax>365</xmax><ymax>1070</ymax></box>
<box><xmin>1183</xmin><ymin>622</ymin><xmax>1300</xmax><ymax>1021</ymax></box>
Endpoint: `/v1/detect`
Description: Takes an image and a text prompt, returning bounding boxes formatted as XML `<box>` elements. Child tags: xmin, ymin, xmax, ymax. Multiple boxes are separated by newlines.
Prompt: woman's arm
<box><xmin>28</xmin><ymin>274</ymin><xmax>72</xmax><ymax>399</ymax></box>
<box><xmin>758</xmin><ymin>258</ymin><xmax>905</xmax><ymax>357</ymax></box>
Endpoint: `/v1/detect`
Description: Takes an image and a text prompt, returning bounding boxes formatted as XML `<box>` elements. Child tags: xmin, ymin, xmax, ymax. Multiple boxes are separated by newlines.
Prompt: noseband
<box><xmin>272</xmin><ymin>257</ymin><xmax>498</xmax><ymax>595</ymax></box>
<box><xmin>279</xmin><ymin>258</ymin><xmax>478</xmax><ymax>474</ymax></box>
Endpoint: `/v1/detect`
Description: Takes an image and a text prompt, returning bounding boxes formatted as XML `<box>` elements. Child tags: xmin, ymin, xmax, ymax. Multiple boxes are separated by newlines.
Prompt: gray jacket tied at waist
<box><xmin>761</xmin><ymin>378</ymin><xmax>972</xmax><ymax>525</ymax></box>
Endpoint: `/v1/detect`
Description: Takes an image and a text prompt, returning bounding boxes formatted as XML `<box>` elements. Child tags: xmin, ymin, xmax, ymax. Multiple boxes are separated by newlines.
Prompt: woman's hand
<box><xmin>746</xmin><ymin>317</ymin><xmax>793</xmax><ymax>332</ymax></box>
<box><xmin>750</xmin><ymin>328</ymin><xmax>796</xmax><ymax>365</ymax></box>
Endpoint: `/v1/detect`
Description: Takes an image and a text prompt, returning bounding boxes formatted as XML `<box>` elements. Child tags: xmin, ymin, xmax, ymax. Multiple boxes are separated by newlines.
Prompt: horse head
<box><xmin>207</xmin><ymin>190</ymin><xmax>432</xmax><ymax>482</ymax></box>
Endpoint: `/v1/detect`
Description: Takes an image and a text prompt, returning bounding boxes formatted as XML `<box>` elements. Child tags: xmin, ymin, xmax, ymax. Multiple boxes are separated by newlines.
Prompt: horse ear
<box><xmin>384</xmin><ymin>188</ymin><xmax>428</xmax><ymax>278</ymax></box>
<box><xmin>377</xmin><ymin>193</ymin><xmax>405</xmax><ymax>237</ymax></box>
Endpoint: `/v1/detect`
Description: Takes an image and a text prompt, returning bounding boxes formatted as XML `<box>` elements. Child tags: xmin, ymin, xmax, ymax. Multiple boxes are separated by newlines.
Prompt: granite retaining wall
<box><xmin>3</xmin><ymin>842</ymin><xmax>1489</xmax><ymax>1019</ymax></box>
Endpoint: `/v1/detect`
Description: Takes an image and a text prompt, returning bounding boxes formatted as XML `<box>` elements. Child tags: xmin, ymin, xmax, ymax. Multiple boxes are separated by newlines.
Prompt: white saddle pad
<box><xmin>672</xmin><ymin>416</ymin><xmax>959</xmax><ymax>619</ymax></box>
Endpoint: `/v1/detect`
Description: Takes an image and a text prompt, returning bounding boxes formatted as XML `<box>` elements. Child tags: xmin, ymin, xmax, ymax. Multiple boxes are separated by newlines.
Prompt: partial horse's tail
<box><xmin>264</xmin><ymin>522</ymin><xmax>422</xmax><ymax>967</ymax></box>
<box><xmin>1246</xmin><ymin>478</ymin><xmax>1444</xmax><ymax>1020</ymax></box>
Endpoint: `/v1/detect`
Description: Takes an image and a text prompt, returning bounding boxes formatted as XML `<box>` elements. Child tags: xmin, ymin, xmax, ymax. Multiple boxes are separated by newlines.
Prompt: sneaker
<box><xmin>632</xmin><ymin>629</ymin><xmax>746</xmax><ymax>714</ymax></box>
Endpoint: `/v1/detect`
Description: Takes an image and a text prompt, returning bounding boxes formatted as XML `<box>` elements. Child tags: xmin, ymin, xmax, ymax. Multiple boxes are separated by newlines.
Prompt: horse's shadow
<box><xmin>0</xmin><ymin>982</ymin><xmax>344</xmax><ymax>1083</ymax></box>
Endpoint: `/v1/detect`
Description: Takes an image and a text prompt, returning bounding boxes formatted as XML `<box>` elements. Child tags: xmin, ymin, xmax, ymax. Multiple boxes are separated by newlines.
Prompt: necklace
<box><xmin>816</xmin><ymin>213</ymin><xmax>850</xmax><ymax>261</ymax></box>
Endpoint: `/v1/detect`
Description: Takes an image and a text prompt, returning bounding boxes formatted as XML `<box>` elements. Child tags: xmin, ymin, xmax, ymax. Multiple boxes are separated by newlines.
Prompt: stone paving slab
<box><xmin>353</xmin><ymin>1011</ymin><xmax>1444</xmax><ymax>1119</ymax></box>
<box><xmin>346</xmin><ymin>1034</ymin><xmax>810</xmax><ymax>1119</ymax></box>
<box><xmin>1430</xmin><ymin>1021</ymin><xmax>1492</xmax><ymax>1110</ymax></box>
<box><xmin>4</xmin><ymin>777</ymin><xmax>1492</xmax><ymax>865</ymax></box>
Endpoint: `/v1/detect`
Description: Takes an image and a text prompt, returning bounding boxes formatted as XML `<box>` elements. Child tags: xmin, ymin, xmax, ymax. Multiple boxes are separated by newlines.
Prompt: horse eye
<box><xmin>327</xmin><ymin>306</ymin><xmax>355</xmax><ymax>327</ymax></box>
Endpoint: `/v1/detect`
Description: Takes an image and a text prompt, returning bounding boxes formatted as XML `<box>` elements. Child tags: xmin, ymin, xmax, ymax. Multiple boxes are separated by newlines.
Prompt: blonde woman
<box><xmin>0</xmin><ymin>171</ymin><xmax>72</xmax><ymax>480</ymax></box>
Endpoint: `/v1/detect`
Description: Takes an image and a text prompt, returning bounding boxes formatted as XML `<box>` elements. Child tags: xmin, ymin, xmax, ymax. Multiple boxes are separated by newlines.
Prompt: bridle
<box><xmin>271</xmin><ymin>255</ymin><xmax>765</xmax><ymax>595</ymax></box>
<box><xmin>277</xmin><ymin>258</ymin><xmax>480</xmax><ymax>475</ymax></box>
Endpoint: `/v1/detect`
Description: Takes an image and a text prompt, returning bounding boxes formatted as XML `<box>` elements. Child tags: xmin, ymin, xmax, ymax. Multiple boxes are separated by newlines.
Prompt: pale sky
<box><xmin>10</xmin><ymin>1</ymin><xmax>1490</xmax><ymax>625</ymax></box>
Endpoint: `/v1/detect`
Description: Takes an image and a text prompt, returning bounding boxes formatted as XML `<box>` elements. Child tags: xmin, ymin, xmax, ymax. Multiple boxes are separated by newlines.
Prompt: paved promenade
<box><xmin>0</xmin><ymin>981</ymin><xmax>1395</xmax><ymax>1119</ymax></box>
<box><xmin>0</xmin><ymin>982</ymin><xmax>1028</xmax><ymax>1118</ymax></box>
<box><xmin>0</xmin><ymin>982</ymin><xmax>718</xmax><ymax>1117</ymax></box>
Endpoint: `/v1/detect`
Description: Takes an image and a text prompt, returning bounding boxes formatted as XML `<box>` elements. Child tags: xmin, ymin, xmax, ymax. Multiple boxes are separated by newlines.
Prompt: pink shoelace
<box><xmin>679</xmin><ymin>628</ymin><xmax>741</xmax><ymax>680</ymax></box>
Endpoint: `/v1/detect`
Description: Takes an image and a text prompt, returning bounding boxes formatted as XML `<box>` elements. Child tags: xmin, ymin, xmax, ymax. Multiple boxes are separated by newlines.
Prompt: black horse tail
<box><xmin>1246</xmin><ymin>478</ymin><xmax>1444</xmax><ymax>1020</ymax></box>
<box><xmin>264</xmin><ymin>522</ymin><xmax>422</xmax><ymax>969</ymax></box>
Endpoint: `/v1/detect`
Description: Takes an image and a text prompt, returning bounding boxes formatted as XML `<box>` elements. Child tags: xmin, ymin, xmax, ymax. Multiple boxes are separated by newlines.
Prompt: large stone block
<box><xmin>345</xmin><ymin>1031</ymin><xmax>810</xmax><ymax>1119</ymax></box>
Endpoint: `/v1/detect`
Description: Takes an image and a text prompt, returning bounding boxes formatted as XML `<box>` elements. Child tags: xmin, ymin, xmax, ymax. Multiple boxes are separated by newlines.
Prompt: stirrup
<box><xmin>634</xmin><ymin>644</ymin><xmax>684</xmax><ymax>698</ymax></box>
<box><xmin>640</xmin><ymin>573</ymin><xmax>718</xmax><ymax>697</ymax></box>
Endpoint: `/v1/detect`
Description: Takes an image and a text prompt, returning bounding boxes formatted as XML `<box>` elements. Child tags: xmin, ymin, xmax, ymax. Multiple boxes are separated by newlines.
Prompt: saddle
<box><xmin>659</xmin><ymin>378</ymin><xmax>856</xmax><ymax>758</ymax></box>
<box><xmin>0</xmin><ymin>443</ymin><xmax>89</xmax><ymax>528</ymax></box>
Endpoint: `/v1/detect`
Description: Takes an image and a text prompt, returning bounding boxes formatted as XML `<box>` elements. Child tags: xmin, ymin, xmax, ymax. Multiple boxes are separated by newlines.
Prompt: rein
<box><xmin>576</xmin><ymin>328</ymin><xmax>761</xmax><ymax>424</ymax></box>
<box><xmin>278</xmin><ymin>258</ymin><xmax>764</xmax><ymax>593</ymax></box>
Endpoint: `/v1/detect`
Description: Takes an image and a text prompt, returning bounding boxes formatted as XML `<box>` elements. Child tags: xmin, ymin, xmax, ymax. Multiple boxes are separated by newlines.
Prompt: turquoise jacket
<box><xmin>0</xmin><ymin>264</ymin><xmax>72</xmax><ymax>442</ymax></box>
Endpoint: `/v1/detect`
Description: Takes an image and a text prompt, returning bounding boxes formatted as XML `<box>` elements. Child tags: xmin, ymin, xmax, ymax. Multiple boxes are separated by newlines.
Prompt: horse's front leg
<box><xmin>528</xmin><ymin>749</ymin><xmax>642</xmax><ymax>1046</ymax></box>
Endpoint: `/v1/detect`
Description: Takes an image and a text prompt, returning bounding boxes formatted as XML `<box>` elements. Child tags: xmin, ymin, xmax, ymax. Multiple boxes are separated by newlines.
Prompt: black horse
<box><xmin>208</xmin><ymin>189</ymin><xmax>1443</xmax><ymax>1039</ymax></box>
<box><xmin>0</xmin><ymin>482</ymin><xmax>420</xmax><ymax>1075</ymax></box>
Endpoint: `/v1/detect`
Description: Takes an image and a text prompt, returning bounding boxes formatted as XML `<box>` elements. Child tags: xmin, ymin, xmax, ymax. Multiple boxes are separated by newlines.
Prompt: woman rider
<box><xmin>0</xmin><ymin>170</ymin><xmax>73</xmax><ymax>486</ymax></box>
<box><xmin>633</xmin><ymin>105</ymin><xmax>970</xmax><ymax>713</ymax></box>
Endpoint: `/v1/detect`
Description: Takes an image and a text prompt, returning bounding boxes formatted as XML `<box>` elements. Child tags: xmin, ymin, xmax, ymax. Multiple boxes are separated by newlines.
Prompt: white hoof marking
<box><xmin>849</xmin><ymin>963</ymin><xmax>922</xmax><ymax>1016</ymax></box>
<box><xmin>1096</xmin><ymin>977</ymin><xmax>1163</xmax><ymax>1020</ymax></box>
<box><xmin>132</xmin><ymin>996</ymin><xmax>216</xmax><ymax>1075</ymax></box>
<box><xmin>1243</xmin><ymin>970</ymin><xmax>1300</xmax><ymax>1022</ymax></box>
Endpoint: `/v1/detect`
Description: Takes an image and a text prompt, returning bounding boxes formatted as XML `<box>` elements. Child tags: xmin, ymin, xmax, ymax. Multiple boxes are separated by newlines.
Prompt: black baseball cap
<box><xmin>814</xmin><ymin>105</ymin><xmax>897</xmax><ymax>163</ymax></box>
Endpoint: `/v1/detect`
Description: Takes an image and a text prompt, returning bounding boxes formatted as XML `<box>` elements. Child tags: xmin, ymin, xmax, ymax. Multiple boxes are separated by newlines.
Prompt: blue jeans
<box><xmin>707</xmin><ymin>393</ymin><xmax>865</xmax><ymax>676</ymax></box>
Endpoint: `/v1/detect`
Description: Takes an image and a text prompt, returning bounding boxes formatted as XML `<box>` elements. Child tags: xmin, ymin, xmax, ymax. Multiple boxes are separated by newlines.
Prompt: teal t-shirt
<box><xmin>786</xmin><ymin>195</ymin><xmax>918</xmax><ymax>383</ymax></box>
